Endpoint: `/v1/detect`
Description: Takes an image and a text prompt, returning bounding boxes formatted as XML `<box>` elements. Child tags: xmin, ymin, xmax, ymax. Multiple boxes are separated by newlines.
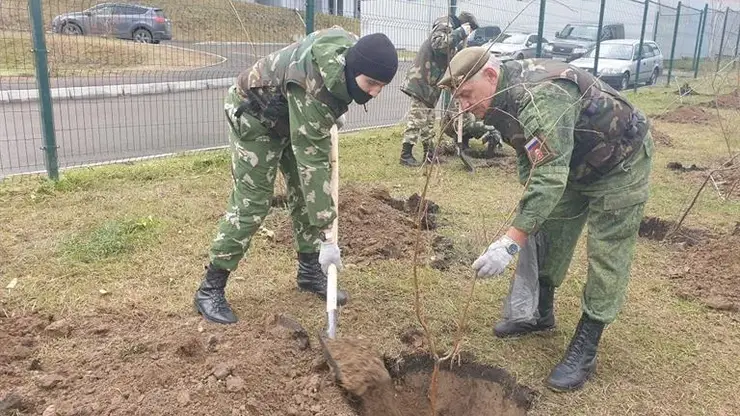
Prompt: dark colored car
<box><xmin>466</xmin><ymin>25</ymin><xmax>503</xmax><ymax>47</ymax></box>
<box><xmin>51</xmin><ymin>2</ymin><xmax>172</xmax><ymax>44</ymax></box>
<box><xmin>546</xmin><ymin>22</ymin><xmax>625</xmax><ymax>62</ymax></box>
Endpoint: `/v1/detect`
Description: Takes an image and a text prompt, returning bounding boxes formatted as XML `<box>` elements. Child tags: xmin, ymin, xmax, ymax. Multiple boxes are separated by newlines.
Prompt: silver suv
<box><xmin>51</xmin><ymin>3</ymin><xmax>172</xmax><ymax>44</ymax></box>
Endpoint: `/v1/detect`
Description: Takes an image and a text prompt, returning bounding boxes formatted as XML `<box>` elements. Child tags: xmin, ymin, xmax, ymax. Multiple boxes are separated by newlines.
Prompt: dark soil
<box><xmin>701</xmin><ymin>89</ymin><xmax>740</xmax><ymax>110</ymax></box>
<box><xmin>353</xmin><ymin>353</ymin><xmax>537</xmax><ymax>416</ymax></box>
<box><xmin>429</xmin><ymin>235</ymin><xmax>478</xmax><ymax>271</ymax></box>
<box><xmin>654</xmin><ymin>106</ymin><xmax>714</xmax><ymax>124</ymax></box>
<box><xmin>638</xmin><ymin>216</ymin><xmax>712</xmax><ymax>247</ymax></box>
<box><xmin>272</xmin><ymin>185</ymin><xmax>439</xmax><ymax>263</ymax></box>
<box><xmin>0</xmin><ymin>311</ymin><xmax>357</xmax><ymax>416</ymax></box>
<box><xmin>670</xmin><ymin>234</ymin><xmax>740</xmax><ymax>313</ymax></box>
<box><xmin>667</xmin><ymin>161</ymin><xmax>707</xmax><ymax>173</ymax></box>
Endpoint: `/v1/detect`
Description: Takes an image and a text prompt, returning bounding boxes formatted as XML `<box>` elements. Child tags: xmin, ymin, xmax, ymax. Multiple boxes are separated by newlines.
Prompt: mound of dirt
<box><xmin>638</xmin><ymin>216</ymin><xmax>711</xmax><ymax>247</ymax></box>
<box><xmin>353</xmin><ymin>353</ymin><xmax>536</xmax><ymax>416</ymax></box>
<box><xmin>654</xmin><ymin>106</ymin><xmax>714</xmax><ymax>124</ymax></box>
<box><xmin>320</xmin><ymin>337</ymin><xmax>391</xmax><ymax>397</ymax></box>
<box><xmin>667</xmin><ymin>161</ymin><xmax>707</xmax><ymax>173</ymax></box>
<box><xmin>0</xmin><ymin>311</ymin><xmax>358</xmax><ymax>416</ymax></box>
<box><xmin>702</xmin><ymin>89</ymin><xmax>740</xmax><ymax>110</ymax></box>
<box><xmin>671</xmin><ymin>234</ymin><xmax>740</xmax><ymax>313</ymax></box>
<box><xmin>273</xmin><ymin>186</ymin><xmax>439</xmax><ymax>263</ymax></box>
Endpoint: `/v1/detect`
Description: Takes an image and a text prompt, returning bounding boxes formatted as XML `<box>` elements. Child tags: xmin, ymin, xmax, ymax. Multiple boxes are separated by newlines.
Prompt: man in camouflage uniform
<box><xmin>438</xmin><ymin>47</ymin><xmax>653</xmax><ymax>391</ymax></box>
<box><xmin>399</xmin><ymin>11</ymin><xmax>492</xmax><ymax>166</ymax></box>
<box><xmin>194</xmin><ymin>28</ymin><xmax>399</xmax><ymax>325</ymax></box>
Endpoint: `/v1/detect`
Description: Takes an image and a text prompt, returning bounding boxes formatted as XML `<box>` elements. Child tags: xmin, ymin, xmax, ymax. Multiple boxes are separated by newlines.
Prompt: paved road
<box><xmin>0</xmin><ymin>74</ymin><xmax>412</xmax><ymax>177</ymax></box>
<box><xmin>0</xmin><ymin>41</ymin><xmax>288</xmax><ymax>90</ymax></box>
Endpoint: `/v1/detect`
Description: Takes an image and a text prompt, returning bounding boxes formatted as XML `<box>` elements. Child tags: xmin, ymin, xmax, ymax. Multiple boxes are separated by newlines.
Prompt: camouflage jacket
<box><xmin>484</xmin><ymin>59</ymin><xmax>649</xmax><ymax>233</ymax></box>
<box><xmin>234</xmin><ymin>26</ymin><xmax>357</xmax><ymax>230</ymax></box>
<box><xmin>400</xmin><ymin>16</ymin><xmax>469</xmax><ymax>108</ymax></box>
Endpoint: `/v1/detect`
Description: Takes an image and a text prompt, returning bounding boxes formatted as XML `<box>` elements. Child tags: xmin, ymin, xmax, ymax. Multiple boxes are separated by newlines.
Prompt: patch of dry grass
<box><xmin>0</xmin><ymin>31</ymin><xmax>222</xmax><ymax>76</ymax></box>
<box><xmin>2</xmin><ymin>74</ymin><xmax>740</xmax><ymax>415</ymax></box>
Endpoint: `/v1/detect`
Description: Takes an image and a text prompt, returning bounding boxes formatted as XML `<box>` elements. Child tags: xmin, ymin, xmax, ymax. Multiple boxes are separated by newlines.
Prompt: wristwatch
<box><xmin>504</xmin><ymin>241</ymin><xmax>520</xmax><ymax>256</ymax></box>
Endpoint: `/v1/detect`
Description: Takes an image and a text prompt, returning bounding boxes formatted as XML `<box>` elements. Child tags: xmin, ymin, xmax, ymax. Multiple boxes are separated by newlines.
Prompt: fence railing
<box><xmin>1</xmin><ymin>0</ymin><xmax>738</xmax><ymax>180</ymax></box>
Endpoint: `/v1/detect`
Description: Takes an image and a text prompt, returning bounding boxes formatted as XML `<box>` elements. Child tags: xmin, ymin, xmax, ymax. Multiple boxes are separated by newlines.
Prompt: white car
<box><xmin>570</xmin><ymin>39</ymin><xmax>664</xmax><ymax>90</ymax></box>
<box><xmin>483</xmin><ymin>32</ymin><xmax>553</xmax><ymax>61</ymax></box>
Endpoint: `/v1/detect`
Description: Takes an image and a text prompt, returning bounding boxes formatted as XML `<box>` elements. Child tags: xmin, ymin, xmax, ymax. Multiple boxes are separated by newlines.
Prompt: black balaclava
<box><xmin>344</xmin><ymin>33</ymin><xmax>398</xmax><ymax>105</ymax></box>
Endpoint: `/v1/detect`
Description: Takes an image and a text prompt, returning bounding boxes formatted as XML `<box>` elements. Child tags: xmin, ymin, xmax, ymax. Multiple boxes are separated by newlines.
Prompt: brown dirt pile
<box><xmin>638</xmin><ymin>216</ymin><xmax>712</xmax><ymax>247</ymax></box>
<box><xmin>356</xmin><ymin>354</ymin><xmax>536</xmax><ymax>416</ymax></box>
<box><xmin>273</xmin><ymin>185</ymin><xmax>438</xmax><ymax>263</ymax></box>
<box><xmin>651</xmin><ymin>126</ymin><xmax>672</xmax><ymax>146</ymax></box>
<box><xmin>670</xmin><ymin>234</ymin><xmax>740</xmax><ymax>313</ymax></box>
<box><xmin>702</xmin><ymin>89</ymin><xmax>740</xmax><ymax>110</ymax></box>
<box><xmin>0</xmin><ymin>311</ymin><xmax>359</xmax><ymax>416</ymax></box>
<box><xmin>321</xmin><ymin>337</ymin><xmax>391</xmax><ymax>397</ymax></box>
<box><xmin>654</xmin><ymin>106</ymin><xmax>714</xmax><ymax>124</ymax></box>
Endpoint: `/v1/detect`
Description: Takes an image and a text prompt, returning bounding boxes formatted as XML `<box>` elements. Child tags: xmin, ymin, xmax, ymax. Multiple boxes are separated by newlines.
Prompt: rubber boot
<box><xmin>494</xmin><ymin>280</ymin><xmax>556</xmax><ymax>338</ymax></box>
<box><xmin>546</xmin><ymin>313</ymin><xmax>606</xmax><ymax>392</ymax></box>
<box><xmin>399</xmin><ymin>142</ymin><xmax>420</xmax><ymax>166</ymax></box>
<box><xmin>194</xmin><ymin>264</ymin><xmax>238</xmax><ymax>324</ymax></box>
<box><xmin>296</xmin><ymin>252</ymin><xmax>349</xmax><ymax>306</ymax></box>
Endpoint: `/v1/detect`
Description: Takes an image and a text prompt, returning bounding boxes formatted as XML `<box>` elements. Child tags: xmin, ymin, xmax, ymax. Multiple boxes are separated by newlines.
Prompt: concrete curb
<box><xmin>0</xmin><ymin>77</ymin><xmax>236</xmax><ymax>104</ymax></box>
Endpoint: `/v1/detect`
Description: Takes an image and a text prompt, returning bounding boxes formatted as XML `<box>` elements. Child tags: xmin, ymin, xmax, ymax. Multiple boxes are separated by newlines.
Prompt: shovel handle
<box><xmin>326</xmin><ymin>124</ymin><xmax>340</xmax><ymax>339</ymax></box>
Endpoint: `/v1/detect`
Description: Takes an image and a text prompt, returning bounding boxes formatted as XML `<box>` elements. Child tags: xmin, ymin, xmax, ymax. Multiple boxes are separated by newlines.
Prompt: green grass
<box><xmin>1</xmin><ymin>79</ymin><xmax>740</xmax><ymax>415</ymax></box>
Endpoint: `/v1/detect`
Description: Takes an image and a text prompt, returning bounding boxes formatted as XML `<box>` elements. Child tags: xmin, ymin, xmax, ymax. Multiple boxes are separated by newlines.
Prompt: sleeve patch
<box><xmin>525</xmin><ymin>135</ymin><xmax>556</xmax><ymax>166</ymax></box>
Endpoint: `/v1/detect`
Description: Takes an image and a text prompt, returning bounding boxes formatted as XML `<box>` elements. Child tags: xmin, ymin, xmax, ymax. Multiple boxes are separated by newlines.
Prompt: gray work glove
<box><xmin>336</xmin><ymin>114</ymin><xmax>346</xmax><ymax>130</ymax></box>
<box><xmin>319</xmin><ymin>241</ymin><xmax>343</xmax><ymax>275</ymax></box>
<box><xmin>472</xmin><ymin>236</ymin><xmax>520</xmax><ymax>278</ymax></box>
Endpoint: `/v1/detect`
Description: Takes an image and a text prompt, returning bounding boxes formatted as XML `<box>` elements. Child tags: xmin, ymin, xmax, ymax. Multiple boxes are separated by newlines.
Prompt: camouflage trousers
<box><xmin>208</xmin><ymin>86</ymin><xmax>322</xmax><ymax>271</ymax></box>
<box><xmin>402</xmin><ymin>97</ymin><xmax>436</xmax><ymax>146</ymax></box>
<box><xmin>537</xmin><ymin>132</ymin><xmax>654</xmax><ymax>324</ymax></box>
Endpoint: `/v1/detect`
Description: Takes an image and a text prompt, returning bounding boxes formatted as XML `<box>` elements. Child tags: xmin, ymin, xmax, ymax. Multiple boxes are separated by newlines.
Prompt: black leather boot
<box><xmin>296</xmin><ymin>252</ymin><xmax>349</xmax><ymax>306</ymax></box>
<box><xmin>494</xmin><ymin>280</ymin><xmax>556</xmax><ymax>338</ymax></box>
<box><xmin>546</xmin><ymin>313</ymin><xmax>605</xmax><ymax>392</ymax></box>
<box><xmin>193</xmin><ymin>264</ymin><xmax>238</xmax><ymax>324</ymax></box>
<box><xmin>399</xmin><ymin>143</ymin><xmax>419</xmax><ymax>166</ymax></box>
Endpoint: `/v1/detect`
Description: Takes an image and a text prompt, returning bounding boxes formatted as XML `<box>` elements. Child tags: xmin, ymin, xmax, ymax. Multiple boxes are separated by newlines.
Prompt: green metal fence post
<box><xmin>634</xmin><ymin>0</ymin><xmax>650</xmax><ymax>92</ymax></box>
<box><xmin>691</xmin><ymin>7</ymin><xmax>705</xmax><ymax>74</ymax></box>
<box><xmin>667</xmin><ymin>1</ymin><xmax>682</xmax><ymax>85</ymax></box>
<box><xmin>694</xmin><ymin>3</ymin><xmax>709</xmax><ymax>78</ymax></box>
<box><xmin>28</xmin><ymin>0</ymin><xmax>59</xmax><ymax>181</ymax></box>
<box><xmin>734</xmin><ymin>12</ymin><xmax>740</xmax><ymax>69</ymax></box>
<box><xmin>536</xmin><ymin>0</ymin><xmax>547</xmax><ymax>58</ymax></box>
<box><xmin>593</xmin><ymin>0</ymin><xmax>606</xmax><ymax>74</ymax></box>
<box><xmin>653</xmin><ymin>9</ymin><xmax>660</xmax><ymax>41</ymax></box>
<box><xmin>305</xmin><ymin>0</ymin><xmax>315</xmax><ymax>35</ymax></box>
<box><xmin>716</xmin><ymin>7</ymin><xmax>730</xmax><ymax>72</ymax></box>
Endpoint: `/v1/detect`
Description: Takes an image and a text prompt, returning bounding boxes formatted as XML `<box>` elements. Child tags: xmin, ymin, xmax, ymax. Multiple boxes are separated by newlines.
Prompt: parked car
<box><xmin>483</xmin><ymin>32</ymin><xmax>552</xmax><ymax>61</ymax></box>
<box><xmin>466</xmin><ymin>25</ymin><xmax>502</xmax><ymax>47</ymax></box>
<box><xmin>546</xmin><ymin>22</ymin><xmax>625</xmax><ymax>62</ymax></box>
<box><xmin>570</xmin><ymin>39</ymin><xmax>664</xmax><ymax>90</ymax></box>
<box><xmin>51</xmin><ymin>3</ymin><xmax>172</xmax><ymax>44</ymax></box>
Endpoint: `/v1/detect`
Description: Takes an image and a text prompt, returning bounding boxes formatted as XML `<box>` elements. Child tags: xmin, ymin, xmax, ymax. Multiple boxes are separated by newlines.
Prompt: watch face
<box><xmin>506</xmin><ymin>244</ymin><xmax>519</xmax><ymax>255</ymax></box>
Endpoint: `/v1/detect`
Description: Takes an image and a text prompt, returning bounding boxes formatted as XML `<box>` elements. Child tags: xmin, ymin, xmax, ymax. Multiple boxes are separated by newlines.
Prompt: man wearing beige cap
<box><xmin>438</xmin><ymin>47</ymin><xmax>653</xmax><ymax>392</ymax></box>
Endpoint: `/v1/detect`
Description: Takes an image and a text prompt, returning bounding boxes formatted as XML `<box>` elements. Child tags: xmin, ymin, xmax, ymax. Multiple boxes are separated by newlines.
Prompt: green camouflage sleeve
<box><xmin>286</xmin><ymin>83</ymin><xmax>337</xmax><ymax>230</ymax></box>
<box><xmin>511</xmin><ymin>80</ymin><xmax>581</xmax><ymax>234</ymax></box>
<box><xmin>430</xmin><ymin>25</ymin><xmax>468</xmax><ymax>53</ymax></box>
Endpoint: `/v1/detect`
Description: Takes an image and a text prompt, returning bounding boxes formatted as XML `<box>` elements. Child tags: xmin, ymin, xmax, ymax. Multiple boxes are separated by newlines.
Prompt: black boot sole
<box><xmin>493</xmin><ymin>322</ymin><xmax>556</xmax><ymax>339</ymax></box>
<box><xmin>193</xmin><ymin>299</ymin><xmax>238</xmax><ymax>325</ymax></box>
<box><xmin>545</xmin><ymin>369</ymin><xmax>594</xmax><ymax>393</ymax></box>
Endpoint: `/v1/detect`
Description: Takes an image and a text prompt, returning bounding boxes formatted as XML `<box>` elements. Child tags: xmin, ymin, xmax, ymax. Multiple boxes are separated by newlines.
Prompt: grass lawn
<box><xmin>0</xmin><ymin>31</ymin><xmax>222</xmax><ymax>77</ymax></box>
<box><xmin>1</xmin><ymin>77</ymin><xmax>739</xmax><ymax>415</ymax></box>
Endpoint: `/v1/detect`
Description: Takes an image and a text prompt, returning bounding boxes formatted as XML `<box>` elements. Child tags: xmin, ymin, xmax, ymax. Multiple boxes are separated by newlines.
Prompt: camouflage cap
<box><xmin>437</xmin><ymin>46</ymin><xmax>490</xmax><ymax>89</ymax></box>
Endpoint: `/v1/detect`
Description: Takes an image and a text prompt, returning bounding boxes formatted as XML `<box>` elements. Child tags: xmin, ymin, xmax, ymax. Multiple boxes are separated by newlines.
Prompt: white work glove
<box><xmin>319</xmin><ymin>233</ymin><xmax>343</xmax><ymax>275</ymax></box>
<box><xmin>471</xmin><ymin>235</ymin><xmax>520</xmax><ymax>278</ymax></box>
<box><xmin>461</xmin><ymin>23</ymin><xmax>472</xmax><ymax>35</ymax></box>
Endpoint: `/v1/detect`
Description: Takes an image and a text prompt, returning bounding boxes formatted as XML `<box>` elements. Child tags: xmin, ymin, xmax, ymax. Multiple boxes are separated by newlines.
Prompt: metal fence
<box><xmin>1</xmin><ymin>0</ymin><xmax>739</xmax><ymax>180</ymax></box>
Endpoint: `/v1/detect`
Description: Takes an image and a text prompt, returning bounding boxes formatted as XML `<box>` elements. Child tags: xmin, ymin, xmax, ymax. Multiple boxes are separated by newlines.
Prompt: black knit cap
<box><xmin>345</xmin><ymin>33</ymin><xmax>398</xmax><ymax>84</ymax></box>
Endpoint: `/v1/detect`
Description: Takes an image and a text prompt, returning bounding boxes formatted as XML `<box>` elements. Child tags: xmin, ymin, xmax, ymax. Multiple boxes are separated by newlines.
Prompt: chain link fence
<box><xmin>1</xmin><ymin>0</ymin><xmax>738</xmax><ymax>180</ymax></box>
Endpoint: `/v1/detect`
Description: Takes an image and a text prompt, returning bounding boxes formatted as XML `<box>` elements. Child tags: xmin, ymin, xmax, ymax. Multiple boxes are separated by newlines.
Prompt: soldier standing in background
<box><xmin>194</xmin><ymin>27</ymin><xmax>399</xmax><ymax>325</ymax></box>
<box><xmin>438</xmin><ymin>47</ymin><xmax>653</xmax><ymax>392</ymax></box>
<box><xmin>398</xmin><ymin>11</ymin><xmax>481</xmax><ymax>166</ymax></box>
